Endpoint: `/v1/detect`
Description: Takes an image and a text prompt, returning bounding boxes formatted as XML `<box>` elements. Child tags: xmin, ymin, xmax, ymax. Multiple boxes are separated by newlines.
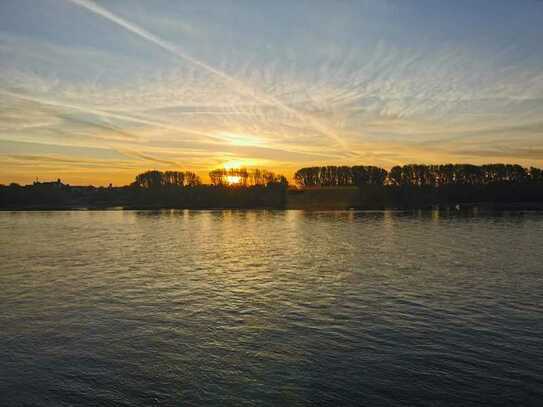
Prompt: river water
<box><xmin>1</xmin><ymin>210</ymin><xmax>542</xmax><ymax>406</ymax></box>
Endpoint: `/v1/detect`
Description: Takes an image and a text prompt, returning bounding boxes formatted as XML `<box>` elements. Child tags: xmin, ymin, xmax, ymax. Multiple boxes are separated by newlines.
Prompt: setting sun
<box><xmin>225</xmin><ymin>175</ymin><xmax>242</xmax><ymax>185</ymax></box>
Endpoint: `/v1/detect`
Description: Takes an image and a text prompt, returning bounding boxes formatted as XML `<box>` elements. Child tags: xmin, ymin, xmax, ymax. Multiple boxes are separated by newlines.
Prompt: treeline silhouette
<box><xmin>295</xmin><ymin>166</ymin><xmax>387</xmax><ymax>187</ymax></box>
<box><xmin>1</xmin><ymin>164</ymin><xmax>543</xmax><ymax>210</ymax></box>
<box><xmin>293</xmin><ymin>164</ymin><xmax>543</xmax><ymax>209</ymax></box>
<box><xmin>0</xmin><ymin>169</ymin><xmax>288</xmax><ymax>210</ymax></box>
<box><xmin>132</xmin><ymin>170</ymin><xmax>202</xmax><ymax>188</ymax></box>
<box><xmin>294</xmin><ymin>164</ymin><xmax>543</xmax><ymax>187</ymax></box>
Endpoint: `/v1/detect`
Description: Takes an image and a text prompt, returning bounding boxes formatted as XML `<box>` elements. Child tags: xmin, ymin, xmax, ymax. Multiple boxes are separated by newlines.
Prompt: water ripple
<box><xmin>1</xmin><ymin>210</ymin><xmax>543</xmax><ymax>406</ymax></box>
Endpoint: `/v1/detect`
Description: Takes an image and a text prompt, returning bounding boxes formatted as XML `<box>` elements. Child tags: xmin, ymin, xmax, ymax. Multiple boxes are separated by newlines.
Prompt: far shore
<box><xmin>3</xmin><ymin>164</ymin><xmax>543</xmax><ymax>212</ymax></box>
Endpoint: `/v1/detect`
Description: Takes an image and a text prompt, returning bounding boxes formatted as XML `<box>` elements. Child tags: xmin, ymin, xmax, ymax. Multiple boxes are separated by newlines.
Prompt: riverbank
<box><xmin>3</xmin><ymin>183</ymin><xmax>543</xmax><ymax>211</ymax></box>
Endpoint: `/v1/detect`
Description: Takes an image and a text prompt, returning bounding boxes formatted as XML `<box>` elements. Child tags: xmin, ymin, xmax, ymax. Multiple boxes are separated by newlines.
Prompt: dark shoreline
<box><xmin>3</xmin><ymin>202</ymin><xmax>543</xmax><ymax>211</ymax></box>
<box><xmin>3</xmin><ymin>177</ymin><xmax>543</xmax><ymax>212</ymax></box>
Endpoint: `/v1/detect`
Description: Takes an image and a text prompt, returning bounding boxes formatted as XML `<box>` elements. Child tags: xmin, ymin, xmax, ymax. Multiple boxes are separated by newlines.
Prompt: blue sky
<box><xmin>1</xmin><ymin>0</ymin><xmax>542</xmax><ymax>184</ymax></box>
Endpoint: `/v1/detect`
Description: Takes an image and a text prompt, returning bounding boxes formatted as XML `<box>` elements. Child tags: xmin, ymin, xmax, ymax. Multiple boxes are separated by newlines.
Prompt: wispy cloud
<box><xmin>66</xmin><ymin>0</ymin><xmax>348</xmax><ymax>149</ymax></box>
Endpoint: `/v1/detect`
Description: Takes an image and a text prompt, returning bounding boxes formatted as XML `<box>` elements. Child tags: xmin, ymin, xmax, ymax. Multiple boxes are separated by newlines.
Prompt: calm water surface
<box><xmin>1</xmin><ymin>210</ymin><xmax>543</xmax><ymax>406</ymax></box>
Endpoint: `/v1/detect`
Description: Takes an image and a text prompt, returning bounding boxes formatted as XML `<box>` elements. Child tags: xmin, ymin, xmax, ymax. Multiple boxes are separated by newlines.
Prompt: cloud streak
<box><xmin>66</xmin><ymin>0</ymin><xmax>348</xmax><ymax>149</ymax></box>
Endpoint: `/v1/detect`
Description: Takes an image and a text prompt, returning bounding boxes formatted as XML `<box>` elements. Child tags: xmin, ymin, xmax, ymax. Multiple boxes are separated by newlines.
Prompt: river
<box><xmin>1</xmin><ymin>210</ymin><xmax>542</xmax><ymax>406</ymax></box>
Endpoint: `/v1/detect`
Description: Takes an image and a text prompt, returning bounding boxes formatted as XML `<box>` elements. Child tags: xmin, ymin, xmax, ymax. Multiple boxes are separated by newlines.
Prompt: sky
<box><xmin>1</xmin><ymin>0</ymin><xmax>543</xmax><ymax>185</ymax></box>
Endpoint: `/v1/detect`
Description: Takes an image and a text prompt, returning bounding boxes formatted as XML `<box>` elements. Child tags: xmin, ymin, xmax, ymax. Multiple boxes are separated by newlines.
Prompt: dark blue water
<box><xmin>1</xmin><ymin>210</ymin><xmax>543</xmax><ymax>406</ymax></box>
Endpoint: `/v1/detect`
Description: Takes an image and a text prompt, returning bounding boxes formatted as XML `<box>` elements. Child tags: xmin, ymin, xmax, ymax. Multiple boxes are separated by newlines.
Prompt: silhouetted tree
<box><xmin>529</xmin><ymin>167</ymin><xmax>543</xmax><ymax>181</ymax></box>
<box><xmin>135</xmin><ymin>170</ymin><xmax>163</xmax><ymax>189</ymax></box>
<box><xmin>184</xmin><ymin>171</ymin><xmax>201</xmax><ymax>187</ymax></box>
<box><xmin>134</xmin><ymin>170</ymin><xmax>201</xmax><ymax>188</ymax></box>
<box><xmin>209</xmin><ymin>169</ymin><xmax>226</xmax><ymax>186</ymax></box>
<box><xmin>164</xmin><ymin>171</ymin><xmax>184</xmax><ymax>187</ymax></box>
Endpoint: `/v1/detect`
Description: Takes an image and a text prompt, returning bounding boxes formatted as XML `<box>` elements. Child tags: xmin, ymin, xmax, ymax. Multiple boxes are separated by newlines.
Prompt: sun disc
<box><xmin>226</xmin><ymin>175</ymin><xmax>241</xmax><ymax>185</ymax></box>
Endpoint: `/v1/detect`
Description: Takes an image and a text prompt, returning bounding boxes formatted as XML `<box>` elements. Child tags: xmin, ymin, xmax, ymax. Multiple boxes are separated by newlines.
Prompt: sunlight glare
<box><xmin>226</xmin><ymin>175</ymin><xmax>242</xmax><ymax>185</ymax></box>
